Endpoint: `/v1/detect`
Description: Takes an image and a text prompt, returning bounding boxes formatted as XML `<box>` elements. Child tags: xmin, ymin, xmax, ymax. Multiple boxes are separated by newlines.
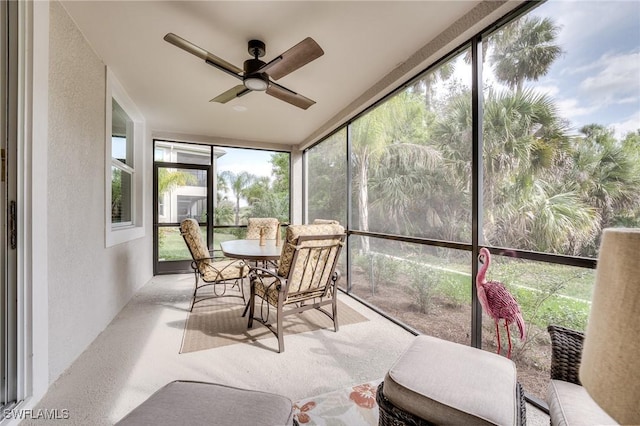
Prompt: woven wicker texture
<box><xmin>548</xmin><ymin>325</ymin><xmax>584</xmax><ymax>386</ymax></box>
<box><xmin>376</xmin><ymin>381</ymin><xmax>526</xmax><ymax>426</ymax></box>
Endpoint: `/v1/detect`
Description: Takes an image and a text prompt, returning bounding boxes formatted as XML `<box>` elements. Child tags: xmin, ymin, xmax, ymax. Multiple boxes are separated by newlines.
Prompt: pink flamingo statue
<box><xmin>476</xmin><ymin>247</ymin><xmax>526</xmax><ymax>358</ymax></box>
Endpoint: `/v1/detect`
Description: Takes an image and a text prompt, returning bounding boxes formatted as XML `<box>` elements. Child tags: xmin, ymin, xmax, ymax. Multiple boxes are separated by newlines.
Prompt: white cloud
<box><xmin>609</xmin><ymin>110</ymin><xmax>640</xmax><ymax>140</ymax></box>
<box><xmin>555</xmin><ymin>97</ymin><xmax>599</xmax><ymax>118</ymax></box>
<box><xmin>533</xmin><ymin>84</ymin><xmax>560</xmax><ymax>97</ymax></box>
<box><xmin>538</xmin><ymin>2</ymin><xmax>638</xmax><ymax>54</ymax></box>
<box><xmin>579</xmin><ymin>51</ymin><xmax>640</xmax><ymax>103</ymax></box>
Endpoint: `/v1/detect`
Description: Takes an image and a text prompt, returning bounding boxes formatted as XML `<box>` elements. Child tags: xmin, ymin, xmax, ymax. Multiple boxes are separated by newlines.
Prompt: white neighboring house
<box><xmin>155</xmin><ymin>141</ymin><xmax>227</xmax><ymax>224</ymax></box>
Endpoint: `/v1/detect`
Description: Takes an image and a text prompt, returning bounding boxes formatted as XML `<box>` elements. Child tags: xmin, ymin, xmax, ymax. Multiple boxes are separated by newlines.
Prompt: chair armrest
<box><xmin>208</xmin><ymin>249</ymin><xmax>226</xmax><ymax>261</ymax></box>
<box><xmin>248</xmin><ymin>266</ymin><xmax>286</xmax><ymax>288</ymax></box>
<box><xmin>547</xmin><ymin>324</ymin><xmax>585</xmax><ymax>385</ymax></box>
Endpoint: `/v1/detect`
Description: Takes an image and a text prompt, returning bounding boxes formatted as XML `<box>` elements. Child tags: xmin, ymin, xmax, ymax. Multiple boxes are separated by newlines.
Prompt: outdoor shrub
<box><xmin>376</xmin><ymin>255</ymin><xmax>401</xmax><ymax>287</ymax></box>
<box><xmin>404</xmin><ymin>263</ymin><xmax>441</xmax><ymax>314</ymax></box>
<box><xmin>433</xmin><ymin>270</ymin><xmax>471</xmax><ymax>307</ymax></box>
<box><xmin>352</xmin><ymin>253</ymin><xmax>401</xmax><ymax>294</ymax></box>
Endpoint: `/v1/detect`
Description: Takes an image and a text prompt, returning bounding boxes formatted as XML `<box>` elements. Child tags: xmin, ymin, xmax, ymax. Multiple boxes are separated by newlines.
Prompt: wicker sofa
<box><xmin>546</xmin><ymin>325</ymin><xmax>617</xmax><ymax>425</ymax></box>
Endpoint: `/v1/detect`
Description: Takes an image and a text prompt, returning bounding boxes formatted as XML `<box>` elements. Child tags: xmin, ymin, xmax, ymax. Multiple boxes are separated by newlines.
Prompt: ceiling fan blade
<box><xmin>259</xmin><ymin>37</ymin><xmax>324</xmax><ymax>80</ymax></box>
<box><xmin>164</xmin><ymin>33</ymin><xmax>243</xmax><ymax>75</ymax></box>
<box><xmin>210</xmin><ymin>85</ymin><xmax>251</xmax><ymax>103</ymax></box>
<box><xmin>266</xmin><ymin>83</ymin><xmax>316</xmax><ymax>110</ymax></box>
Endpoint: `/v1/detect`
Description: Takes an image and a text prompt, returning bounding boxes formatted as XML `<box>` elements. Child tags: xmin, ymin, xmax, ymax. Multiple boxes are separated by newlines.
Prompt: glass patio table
<box><xmin>220</xmin><ymin>239</ymin><xmax>282</xmax><ymax>317</ymax></box>
<box><xmin>220</xmin><ymin>239</ymin><xmax>282</xmax><ymax>262</ymax></box>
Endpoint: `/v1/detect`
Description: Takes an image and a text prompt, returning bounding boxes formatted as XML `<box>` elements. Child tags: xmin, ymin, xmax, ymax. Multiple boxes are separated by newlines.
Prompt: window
<box><xmin>111</xmin><ymin>99</ymin><xmax>133</xmax><ymax>225</ymax></box>
<box><xmin>105</xmin><ymin>69</ymin><xmax>145</xmax><ymax>246</ymax></box>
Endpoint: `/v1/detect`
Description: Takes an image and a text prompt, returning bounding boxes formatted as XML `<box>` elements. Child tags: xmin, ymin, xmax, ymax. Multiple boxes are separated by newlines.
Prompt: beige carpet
<box><xmin>181</xmin><ymin>299</ymin><xmax>368</xmax><ymax>353</ymax></box>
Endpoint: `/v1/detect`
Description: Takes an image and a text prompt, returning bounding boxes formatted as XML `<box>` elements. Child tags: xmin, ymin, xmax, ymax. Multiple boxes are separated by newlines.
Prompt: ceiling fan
<box><xmin>164</xmin><ymin>33</ymin><xmax>324</xmax><ymax>110</ymax></box>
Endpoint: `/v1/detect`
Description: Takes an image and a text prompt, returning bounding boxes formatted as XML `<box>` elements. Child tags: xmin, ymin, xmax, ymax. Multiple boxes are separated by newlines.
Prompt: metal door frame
<box><xmin>153</xmin><ymin>162</ymin><xmax>213</xmax><ymax>275</ymax></box>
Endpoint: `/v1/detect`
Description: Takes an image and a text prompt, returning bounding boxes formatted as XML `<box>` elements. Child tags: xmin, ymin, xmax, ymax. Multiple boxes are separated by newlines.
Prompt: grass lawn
<box><xmin>354</xmin><ymin>250</ymin><xmax>594</xmax><ymax>332</ymax></box>
<box><xmin>158</xmin><ymin>227</ymin><xmax>246</xmax><ymax>261</ymax></box>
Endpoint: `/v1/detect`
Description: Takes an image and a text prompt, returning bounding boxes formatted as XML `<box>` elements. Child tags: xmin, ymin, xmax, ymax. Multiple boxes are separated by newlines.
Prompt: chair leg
<box><xmin>332</xmin><ymin>295</ymin><xmax>339</xmax><ymax>332</ymax></box>
<box><xmin>277</xmin><ymin>305</ymin><xmax>284</xmax><ymax>353</ymax></box>
<box><xmin>190</xmin><ymin>273</ymin><xmax>199</xmax><ymax>312</ymax></box>
<box><xmin>247</xmin><ymin>282</ymin><xmax>255</xmax><ymax>329</ymax></box>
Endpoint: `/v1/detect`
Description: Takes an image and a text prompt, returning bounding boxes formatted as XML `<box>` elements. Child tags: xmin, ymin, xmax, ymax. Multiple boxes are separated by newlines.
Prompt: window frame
<box><xmin>105</xmin><ymin>68</ymin><xmax>145</xmax><ymax>246</ymax></box>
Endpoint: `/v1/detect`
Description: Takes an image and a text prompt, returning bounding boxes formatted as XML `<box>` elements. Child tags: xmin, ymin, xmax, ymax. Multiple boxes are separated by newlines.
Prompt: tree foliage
<box><xmin>306</xmin><ymin>13</ymin><xmax>640</xmax><ymax>258</ymax></box>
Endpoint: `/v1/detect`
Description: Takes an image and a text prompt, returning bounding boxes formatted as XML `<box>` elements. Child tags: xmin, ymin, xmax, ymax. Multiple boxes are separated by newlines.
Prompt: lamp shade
<box><xmin>580</xmin><ymin>228</ymin><xmax>640</xmax><ymax>424</ymax></box>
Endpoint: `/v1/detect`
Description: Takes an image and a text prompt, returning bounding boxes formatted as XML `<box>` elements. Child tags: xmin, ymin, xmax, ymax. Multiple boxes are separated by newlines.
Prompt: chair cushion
<box><xmin>383</xmin><ymin>335</ymin><xmax>519</xmax><ymax>425</ymax></box>
<box><xmin>116</xmin><ymin>380</ymin><xmax>294</xmax><ymax>426</ymax></box>
<box><xmin>201</xmin><ymin>259</ymin><xmax>246</xmax><ymax>282</ymax></box>
<box><xmin>277</xmin><ymin>223</ymin><xmax>344</xmax><ymax>278</ymax></box>
<box><xmin>547</xmin><ymin>379</ymin><xmax>617</xmax><ymax>426</ymax></box>
<box><xmin>181</xmin><ymin>219</ymin><xmax>210</xmax><ymax>273</ymax></box>
<box><xmin>254</xmin><ymin>276</ymin><xmax>281</xmax><ymax>306</ymax></box>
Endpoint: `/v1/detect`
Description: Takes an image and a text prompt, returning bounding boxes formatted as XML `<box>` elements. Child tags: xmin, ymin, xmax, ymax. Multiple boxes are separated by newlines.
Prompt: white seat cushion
<box><xmin>547</xmin><ymin>379</ymin><xmax>617</xmax><ymax>426</ymax></box>
<box><xmin>384</xmin><ymin>335</ymin><xmax>519</xmax><ymax>425</ymax></box>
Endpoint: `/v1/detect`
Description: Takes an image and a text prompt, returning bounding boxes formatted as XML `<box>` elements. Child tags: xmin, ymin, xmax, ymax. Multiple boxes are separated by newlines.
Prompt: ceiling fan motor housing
<box><xmin>243</xmin><ymin>58</ymin><xmax>269</xmax><ymax>91</ymax></box>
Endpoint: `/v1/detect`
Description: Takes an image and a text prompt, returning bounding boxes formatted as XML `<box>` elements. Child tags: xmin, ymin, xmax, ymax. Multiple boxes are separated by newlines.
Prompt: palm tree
<box><xmin>410</xmin><ymin>62</ymin><xmax>455</xmax><ymax>110</ymax></box>
<box><xmin>219</xmin><ymin>170</ymin><xmax>256</xmax><ymax>225</ymax></box>
<box><xmin>564</xmin><ymin>125</ymin><xmax>640</xmax><ymax>254</ymax></box>
<box><xmin>214</xmin><ymin>196</ymin><xmax>235</xmax><ymax>226</ymax></box>
<box><xmin>482</xmin><ymin>88</ymin><xmax>567</xmax><ymax>196</ymax></box>
<box><xmin>351</xmin><ymin>90</ymin><xmax>441</xmax><ymax>251</ymax></box>
<box><xmin>157</xmin><ymin>168</ymin><xmax>197</xmax><ymax>197</ymax></box>
<box><xmin>493</xmin><ymin>180</ymin><xmax>599</xmax><ymax>254</ymax></box>
<box><xmin>489</xmin><ymin>16</ymin><xmax>562</xmax><ymax>92</ymax></box>
<box><xmin>306</xmin><ymin>130</ymin><xmax>348</xmax><ymax>223</ymax></box>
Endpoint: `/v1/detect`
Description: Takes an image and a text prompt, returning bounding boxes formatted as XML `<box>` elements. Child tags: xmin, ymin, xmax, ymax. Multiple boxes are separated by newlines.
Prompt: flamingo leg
<box><xmin>505</xmin><ymin>320</ymin><xmax>512</xmax><ymax>359</ymax></box>
<box><xmin>495</xmin><ymin>321</ymin><xmax>501</xmax><ymax>355</ymax></box>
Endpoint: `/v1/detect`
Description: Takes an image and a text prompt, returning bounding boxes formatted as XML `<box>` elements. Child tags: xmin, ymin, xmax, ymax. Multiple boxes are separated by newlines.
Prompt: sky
<box><xmin>529</xmin><ymin>0</ymin><xmax>640</xmax><ymax>139</ymax></box>
<box><xmin>216</xmin><ymin>147</ymin><xmax>274</xmax><ymax>178</ymax></box>
<box><xmin>439</xmin><ymin>0</ymin><xmax>639</xmax><ymax>140</ymax></box>
<box><xmin>216</xmin><ymin>146</ymin><xmax>277</xmax><ymax>207</ymax></box>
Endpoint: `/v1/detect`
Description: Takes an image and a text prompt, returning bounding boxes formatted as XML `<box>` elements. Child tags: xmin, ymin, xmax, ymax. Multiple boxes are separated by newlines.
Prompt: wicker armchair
<box><xmin>180</xmin><ymin>218</ymin><xmax>247</xmax><ymax>311</ymax></box>
<box><xmin>548</xmin><ymin>325</ymin><xmax>585</xmax><ymax>385</ymax></box>
<box><xmin>546</xmin><ymin>325</ymin><xmax>617</xmax><ymax>425</ymax></box>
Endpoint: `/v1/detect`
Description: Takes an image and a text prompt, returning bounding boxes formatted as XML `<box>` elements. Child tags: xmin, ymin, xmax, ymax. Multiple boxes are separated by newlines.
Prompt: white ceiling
<box><xmin>61</xmin><ymin>1</ymin><xmax>513</xmax><ymax>147</ymax></box>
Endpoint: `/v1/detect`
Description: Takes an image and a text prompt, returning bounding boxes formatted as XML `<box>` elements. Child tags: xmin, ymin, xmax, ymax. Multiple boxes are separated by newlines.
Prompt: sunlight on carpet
<box><xmin>181</xmin><ymin>298</ymin><xmax>368</xmax><ymax>353</ymax></box>
<box><xmin>293</xmin><ymin>379</ymin><xmax>382</xmax><ymax>426</ymax></box>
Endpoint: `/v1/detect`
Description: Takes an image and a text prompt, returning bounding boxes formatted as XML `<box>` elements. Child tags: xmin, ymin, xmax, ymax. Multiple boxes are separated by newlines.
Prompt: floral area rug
<box><xmin>293</xmin><ymin>379</ymin><xmax>382</xmax><ymax>425</ymax></box>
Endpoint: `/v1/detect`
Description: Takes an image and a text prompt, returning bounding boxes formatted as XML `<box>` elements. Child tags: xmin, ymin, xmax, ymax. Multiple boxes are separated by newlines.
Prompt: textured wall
<box><xmin>47</xmin><ymin>1</ymin><xmax>152</xmax><ymax>383</ymax></box>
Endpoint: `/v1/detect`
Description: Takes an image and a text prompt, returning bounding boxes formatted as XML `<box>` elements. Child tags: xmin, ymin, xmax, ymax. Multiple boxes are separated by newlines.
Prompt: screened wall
<box><xmin>304</xmin><ymin>0</ymin><xmax>640</xmax><ymax>401</ymax></box>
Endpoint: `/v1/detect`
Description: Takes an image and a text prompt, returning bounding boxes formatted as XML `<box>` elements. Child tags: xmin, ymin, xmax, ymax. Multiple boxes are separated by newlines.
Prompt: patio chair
<box><xmin>246</xmin><ymin>217</ymin><xmax>280</xmax><ymax>240</ymax></box>
<box><xmin>180</xmin><ymin>218</ymin><xmax>247</xmax><ymax>311</ymax></box>
<box><xmin>247</xmin><ymin>223</ymin><xmax>346</xmax><ymax>352</ymax></box>
<box><xmin>546</xmin><ymin>325</ymin><xmax>616</xmax><ymax>425</ymax></box>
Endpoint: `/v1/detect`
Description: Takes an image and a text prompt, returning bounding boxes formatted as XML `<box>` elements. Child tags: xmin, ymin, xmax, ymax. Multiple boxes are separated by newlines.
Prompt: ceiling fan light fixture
<box><xmin>244</xmin><ymin>74</ymin><xmax>269</xmax><ymax>91</ymax></box>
